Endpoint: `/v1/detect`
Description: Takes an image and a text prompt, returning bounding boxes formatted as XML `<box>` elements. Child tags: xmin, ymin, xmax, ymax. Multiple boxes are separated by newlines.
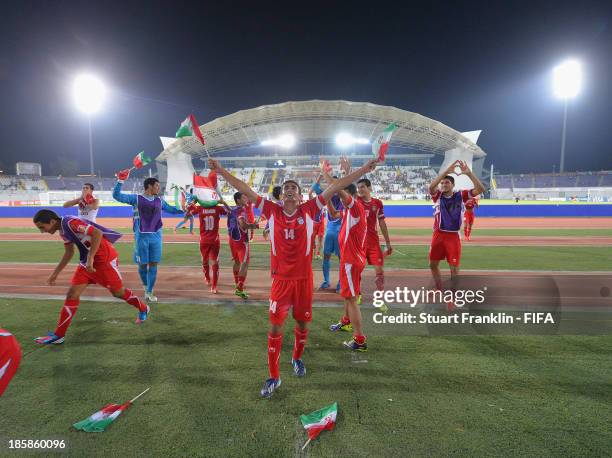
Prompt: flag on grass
<box><xmin>132</xmin><ymin>151</ymin><xmax>151</xmax><ymax>169</ymax></box>
<box><xmin>73</xmin><ymin>388</ymin><xmax>150</xmax><ymax>433</ymax></box>
<box><xmin>176</xmin><ymin>114</ymin><xmax>205</xmax><ymax>144</ymax></box>
<box><xmin>300</xmin><ymin>402</ymin><xmax>338</xmax><ymax>441</ymax></box>
<box><xmin>372</xmin><ymin>123</ymin><xmax>398</xmax><ymax>162</ymax></box>
<box><xmin>73</xmin><ymin>402</ymin><xmax>131</xmax><ymax>432</ymax></box>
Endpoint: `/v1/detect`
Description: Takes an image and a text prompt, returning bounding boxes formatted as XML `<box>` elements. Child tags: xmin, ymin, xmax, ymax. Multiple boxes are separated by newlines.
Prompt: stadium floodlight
<box><xmin>73</xmin><ymin>74</ymin><xmax>106</xmax><ymax>114</ymax></box>
<box><xmin>335</xmin><ymin>133</ymin><xmax>370</xmax><ymax>147</ymax></box>
<box><xmin>73</xmin><ymin>74</ymin><xmax>106</xmax><ymax>175</ymax></box>
<box><xmin>261</xmin><ymin>134</ymin><xmax>296</xmax><ymax>149</ymax></box>
<box><xmin>552</xmin><ymin>60</ymin><xmax>582</xmax><ymax>173</ymax></box>
<box><xmin>553</xmin><ymin>60</ymin><xmax>581</xmax><ymax>99</ymax></box>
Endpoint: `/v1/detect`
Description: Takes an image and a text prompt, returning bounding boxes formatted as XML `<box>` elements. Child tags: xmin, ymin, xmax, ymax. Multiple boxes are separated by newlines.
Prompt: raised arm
<box><xmin>458</xmin><ymin>161</ymin><xmax>486</xmax><ymax>197</ymax></box>
<box><xmin>208</xmin><ymin>159</ymin><xmax>259</xmax><ymax>204</ymax></box>
<box><xmin>320</xmin><ymin>158</ymin><xmax>377</xmax><ymax>203</ymax></box>
<box><xmin>162</xmin><ymin>199</ymin><xmax>185</xmax><ymax>215</ymax></box>
<box><xmin>63</xmin><ymin>197</ymin><xmax>81</xmax><ymax>208</ymax></box>
<box><xmin>112</xmin><ymin>181</ymin><xmax>137</xmax><ymax>206</ymax></box>
<box><xmin>429</xmin><ymin>161</ymin><xmax>460</xmax><ymax>195</ymax></box>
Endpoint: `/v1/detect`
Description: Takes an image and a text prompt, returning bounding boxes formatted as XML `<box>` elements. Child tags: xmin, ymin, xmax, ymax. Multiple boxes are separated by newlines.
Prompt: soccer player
<box><xmin>0</xmin><ymin>329</ymin><xmax>21</xmax><ymax>397</ymax></box>
<box><xmin>32</xmin><ymin>209</ymin><xmax>150</xmax><ymax>345</ymax></box>
<box><xmin>63</xmin><ymin>183</ymin><xmax>100</xmax><ymax>223</ymax></box>
<box><xmin>113</xmin><ymin>170</ymin><xmax>184</xmax><ymax>302</ymax></box>
<box><xmin>428</xmin><ymin>160</ymin><xmax>485</xmax><ymax>309</ymax></box>
<box><xmin>173</xmin><ymin>213</ymin><xmax>195</xmax><ymax>235</ymax></box>
<box><xmin>228</xmin><ymin>192</ymin><xmax>259</xmax><ymax>299</ymax></box>
<box><xmin>208</xmin><ymin>156</ymin><xmax>377</xmax><ymax>398</ymax></box>
<box><xmin>463</xmin><ymin>196</ymin><xmax>479</xmax><ymax>240</ymax></box>
<box><xmin>191</xmin><ymin>199</ymin><xmax>231</xmax><ymax>293</ymax></box>
<box><xmin>312</xmin><ymin>179</ymin><xmax>344</xmax><ymax>292</ymax></box>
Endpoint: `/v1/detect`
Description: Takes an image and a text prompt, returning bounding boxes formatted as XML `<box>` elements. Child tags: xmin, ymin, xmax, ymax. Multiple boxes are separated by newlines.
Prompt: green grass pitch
<box><xmin>1</xmin><ymin>299</ymin><xmax>611</xmax><ymax>456</ymax></box>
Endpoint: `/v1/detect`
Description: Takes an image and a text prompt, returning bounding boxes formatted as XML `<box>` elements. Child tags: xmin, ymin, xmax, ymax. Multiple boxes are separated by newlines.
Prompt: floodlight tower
<box><xmin>73</xmin><ymin>74</ymin><xmax>106</xmax><ymax>175</ymax></box>
<box><xmin>553</xmin><ymin>60</ymin><xmax>582</xmax><ymax>173</ymax></box>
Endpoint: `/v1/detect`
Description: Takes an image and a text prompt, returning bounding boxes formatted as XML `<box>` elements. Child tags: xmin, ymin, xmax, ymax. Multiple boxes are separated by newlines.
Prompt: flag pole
<box><xmin>129</xmin><ymin>387</ymin><xmax>150</xmax><ymax>404</ymax></box>
<box><xmin>301</xmin><ymin>438</ymin><xmax>312</xmax><ymax>450</ymax></box>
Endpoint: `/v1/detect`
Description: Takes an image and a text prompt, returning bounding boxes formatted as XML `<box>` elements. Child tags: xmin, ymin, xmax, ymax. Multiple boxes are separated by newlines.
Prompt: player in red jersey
<box><xmin>0</xmin><ymin>329</ymin><xmax>21</xmax><ymax>397</ymax></box>
<box><xmin>229</xmin><ymin>192</ymin><xmax>259</xmax><ymax>299</ymax></box>
<box><xmin>32</xmin><ymin>209</ymin><xmax>150</xmax><ymax>345</ymax></box>
<box><xmin>463</xmin><ymin>196</ymin><xmax>479</xmax><ymax>240</ymax></box>
<box><xmin>428</xmin><ymin>161</ymin><xmax>485</xmax><ymax>310</ymax></box>
<box><xmin>209</xmin><ymin>157</ymin><xmax>377</xmax><ymax>398</ymax></box>
<box><xmin>190</xmin><ymin>200</ymin><xmax>231</xmax><ymax>293</ymax></box>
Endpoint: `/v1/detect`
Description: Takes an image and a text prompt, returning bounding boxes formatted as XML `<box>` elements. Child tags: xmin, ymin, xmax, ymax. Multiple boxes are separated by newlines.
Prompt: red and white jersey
<box><xmin>465</xmin><ymin>197</ymin><xmax>478</xmax><ymax>211</ymax></box>
<box><xmin>234</xmin><ymin>203</ymin><xmax>255</xmax><ymax>243</ymax></box>
<box><xmin>357</xmin><ymin>196</ymin><xmax>385</xmax><ymax>243</ymax></box>
<box><xmin>339</xmin><ymin>196</ymin><xmax>367</xmax><ymax>266</ymax></box>
<box><xmin>60</xmin><ymin>217</ymin><xmax>115</xmax><ymax>263</ymax></box>
<box><xmin>193</xmin><ymin>205</ymin><xmax>228</xmax><ymax>244</ymax></box>
<box><xmin>256</xmin><ymin>194</ymin><xmax>326</xmax><ymax>280</ymax></box>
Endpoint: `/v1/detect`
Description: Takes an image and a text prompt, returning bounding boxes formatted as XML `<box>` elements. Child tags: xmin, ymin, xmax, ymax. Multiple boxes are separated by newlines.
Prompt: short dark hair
<box><xmin>234</xmin><ymin>192</ymin><xmax>242</xmax><ymax>204</ymax></box>
<box><xmin>345</xmin><ymin>183</ymin><xmax>357</xmax><ymax>196</ymax></box>
<box><xmin>282</xmin><ymin>180</ymin><xmax>301</xmax><ymax>193</ymax></box>
<box><xmin>272</xmin><ymin>186</ymin><xmax>282</xmax><ymax>200</ymax></box>
<box><xmin>144</xmin><ymin>177</ymin><xmax>159</xmax><ymax>189</ymax></box>
<box><xmin>83</xmin><ymin>183</ymin><xmax>94</xmax><ymax>190</ymax></box>
<box><xmin>443</xmin><ymin>175</ymin><xmax>455</xmax><ymax>185</ymax></box>
<box><xmin>357</xmin><ymin>178</ymin><xmax>371</xmax><ymax>187</ymax></box>
<box><xmin>33</xmin><ymin>209</ymin><xmax>60</xmax><ymax>224</ymax></box>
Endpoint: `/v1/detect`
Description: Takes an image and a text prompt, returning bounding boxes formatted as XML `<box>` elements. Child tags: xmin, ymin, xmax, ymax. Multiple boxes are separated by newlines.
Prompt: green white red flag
<box><xmin>300</xmin><ymin>402</ymin><xmax>338</xmax><ymax>443</ymax></box>
<box><xmin>132</xmin><ymin>151</ymin><xmax>151</xmax><ymax>169</ymax></box>
<box><xmin>73</xmin><ymin>402</ymin><xmax>131</xmax><ymax>432</ymax></box>
<box><xmin>73</xmin><ymin>388</ymin><xmax>149</xmax><ymax>433</ymax></box>
<box><xmin>372</xmin><ymin>123</ymin><xmax>398</xmax><ymax>161</ymax></box>
<box><xmin>176</xmin><ymin>114</ymin><xmax>205</xmax><ymax>145</ymax></box>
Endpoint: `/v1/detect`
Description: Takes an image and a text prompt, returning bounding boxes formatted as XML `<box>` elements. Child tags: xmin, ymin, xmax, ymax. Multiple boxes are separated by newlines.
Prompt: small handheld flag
<box><xmin>300</xmin><ymin>402</ymin><xmax>338</xmax><ymax>449</ymax></box>
<box><xmin>372</xmin><ymin>123</ymin><xmax>398</xmax><ymax>162</ymax></box>
<box><xmin>176</xmin><ymin>114</ymin><xmax>205</xmax><ymax>145</ymax></box>
<box><xmin>132</xmin><ymin>151</ymin><xmax>152</xmax><ymax>169</ymax></box>
<box><xmin>73</xmin><ymin>387</ymin><xmax>150</xmax><ymax>433</ymax></box>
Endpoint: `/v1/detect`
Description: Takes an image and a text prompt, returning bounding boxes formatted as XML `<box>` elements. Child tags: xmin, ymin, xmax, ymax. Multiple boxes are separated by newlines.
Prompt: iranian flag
<box><xmin>73</xmin><ymin>402</ymin><xmax>131</xmax><ymax>433</ymax></box>
<box><xmin>176</xmin><ymin>114</ymin><xmax>205</xmax><ymax>144</ymax></box>
<box><xmin>73</xmin><ymin>388</ymin><xmax>149</xmax><ymax>433</ymax></box>
<box><xmin>371</xmin><ymin>123</ymin><xmax>398</xmax><ymax>162</ymax></box>
<box><xmin>191</xmin><ymin>171</ymin><xmax>220</xmax><ymax>207</ymax></box>
<box><xmin>132</xmin><ymin>151</ymin><xmax>151</xmax><ymax>169</ymax></box>
<box><xmin>300</xmin><ymin>402</ymin><xmax>338</xmax><ymax>447</ymax></box>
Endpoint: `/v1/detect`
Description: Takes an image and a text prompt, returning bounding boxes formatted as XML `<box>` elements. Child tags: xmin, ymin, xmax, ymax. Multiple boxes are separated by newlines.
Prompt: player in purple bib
<box><xmin>112</xmin><ymin>170</ymin><xmax>183</xmax><ymax>302</ymax></box>
<box><xmin>428</xmin><ymin>160</ymin><xmax>485</xmax><ymax>311</ymax></box>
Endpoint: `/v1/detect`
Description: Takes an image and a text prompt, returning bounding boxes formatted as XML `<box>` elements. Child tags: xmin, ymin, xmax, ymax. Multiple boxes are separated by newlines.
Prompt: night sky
<box><xmin>1</xmin><ymin>0</ymin><xmax>611</xmax><ymax>176</ymax></box>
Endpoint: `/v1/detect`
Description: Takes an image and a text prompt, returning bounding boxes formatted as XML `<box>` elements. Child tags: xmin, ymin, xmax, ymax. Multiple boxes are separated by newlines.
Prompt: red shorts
<box><xmin>229</xmin><ymin>239</ymin><xmax>250</xmax><ymax>264</ymax></box>
<box><xmin>429</xmin><ymin>231</ymin><xmax>461</xmax><ymax>266</ymax></box>
<box><xmin>339</xmin><ymin>262</ymin><xmax>364</xmax><ymax>298</ymax></box>
<box><xmin>70</xmin><ymin>258</ymin><xmax>124</xmax><ymax>290</ymax></box>
<box><xmin>314</xmin><ymin>221</ymin><xmax>325</xmax><ymax>237</ymax></box>
<box><xmin>0</xmin><ymin>332</ymin><xmax>22</xmax><ymax>397</ymax></box>
<box><xmin>269</xmin><ymin>277</ymin><xmax>313</xmax><ymax>325</ymax></box>
<box><xmin>364</xmin><ymin>240</ymin><xmax>384</xmax><ymax>266</ymax></box>
<box><xmin>464</xmin><ymin>212</ymin><xmax>475</xmax><ymax>225</ymax></box>
<box><xmin>200</xmin><ymin>241</ymin><xmax>220</xmax><ymax>263</ymax></box>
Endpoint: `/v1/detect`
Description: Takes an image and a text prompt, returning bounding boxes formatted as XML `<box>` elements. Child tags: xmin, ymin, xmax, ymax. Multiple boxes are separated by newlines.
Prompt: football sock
<box><xmin>203</xmin><ymin>263</ymin><xmax>210</xmax><ymax>282</ymax></box>
<box><xmin>146</xmin><ymin>265</ymin><xmax>158</xmax><ymax>294</ymax></box>
<box><xmin>54</xmin><ymin>299</ymin><xmax>80</xmax><ymax>338</ymax></box>
<box><xmin>322</xmin><ymin>258</ymin><xmax>330</xmax><ymax>283</ymax></box>
<box><xmin>122</xmin><ymin>288</ymin><xmax>147</xmax><ymax>312</ymax></box>
<box><xmin>138</xmin><ymin>264</ymin><xmax>148</xmax><ymax>288</ymax></box>
<box><xmin>211</xmin><ymin>264</ymin><xmax>219</xmax><ymax>289</ymax></box>
<box><xmin>354</xmin><ymin>334</ymin><xmax>366</xmax><ymax>345</ymax></box>
<box><xmin>292</xmin><ymin>327</ymin><xmax>309</xmax><ymax>360</ymax></box>
<box><xmin>375</xmin><ymin>272</ymin><xmax>384</xmax><ymax>291</ymax></box>
<box><xmin>267</xmin><ymin>333</ymin><xmax>283</xmax><ymax>379</ymax></box>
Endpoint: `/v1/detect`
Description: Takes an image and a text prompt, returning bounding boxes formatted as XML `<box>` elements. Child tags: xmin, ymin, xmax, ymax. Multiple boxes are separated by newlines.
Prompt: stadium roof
<box><xmin>156</xmin><ymin>100</ymin><xmax>485</xmax><ymax>161</ymax></box>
